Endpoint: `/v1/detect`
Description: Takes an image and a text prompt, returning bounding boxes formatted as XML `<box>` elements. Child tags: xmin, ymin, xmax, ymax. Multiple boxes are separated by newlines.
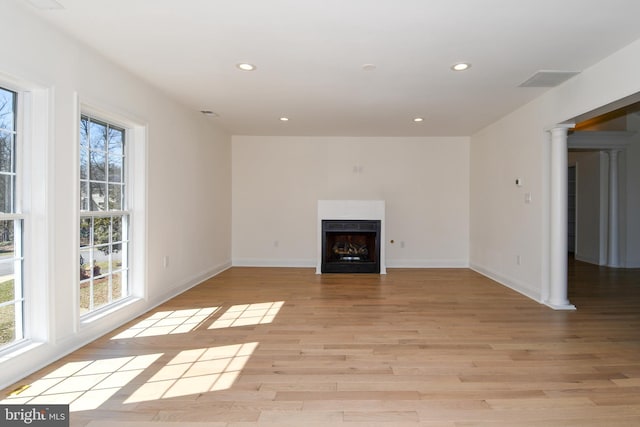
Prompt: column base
<box><xmin>544</xmin><ymin>301</ymin><xmax>577</xmax><ymax>310</ymax></box>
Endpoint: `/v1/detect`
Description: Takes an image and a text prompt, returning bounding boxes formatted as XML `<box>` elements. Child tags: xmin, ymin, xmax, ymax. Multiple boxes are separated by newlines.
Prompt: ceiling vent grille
<box><xmin>519</xmin><ymin>70</ymin><xmax>580</xmax><ymax>87</ymax></box>
<box><xmin>26</xmin><ymin>0</ymin><xmax>64</xmax><ymax>9</ymax></box>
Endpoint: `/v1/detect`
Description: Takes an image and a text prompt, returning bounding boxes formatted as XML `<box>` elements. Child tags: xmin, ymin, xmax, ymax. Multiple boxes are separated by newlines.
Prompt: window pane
<box><xmin>89</xmin><ymin>150</ymin><xmax>106</xmax><ymax>181</ymax></box>
<box><xmin>94</xmin><ymin>248</ymin><xmax>109</xmax><ymax>272</ymax></box>
<box><xmin>80</xmin><ymin>147</ymin><xmax>89</xmax><ymax>179</ymax></box>
<box><xmin>94</xmin><ymin>217</ymin><xmax>111</xmax><ymax>245</ymax></box>
<box><xmin>0</xmin><ymin>88</ymin><xmax>15</xmax><ymax>132</ymax></box>
<box><xmin>80</xmin><ymin>180</ymin><xmax>89</xmax><ymax>211</ymax></box>
<box><xmin>112</xmin><ymin>216</ymin><xmax>123</xmax><ymax>243</ymax></box>
<box><xmin>92</xmin><ymin>276</ymin><xmax>110</xmax><ymax>311</ymax></box>
<box><xmin>108</xmin><ymin>127</ymin><xmax>124</xmax><ymax>156</ymax></box>
<box><xmin>108</xmin><ymin>184</ymin><xmax>123</xmax><ymax>210</ymax></box>
<box><xmin>90</xmin><ymin>182</ymin><xmax>106</xmax><ymax>211</ymax></box>
<box><xmin>80</xmin><ymin>217</ymin><xmax>91</xmax><ymax>247</ymax></box>
<box><xmin>112</xmin><ymin>247</ymin><xmax>123</xmax><ymax>271</ymax></box>
<box><xmin>80</xmin><ymin>248</ymin><xmax>91</xmax><ymax>280</ymax></box>
<box><xmin>80</xmin><ymin>116</ymin><xmax>89</xmax><ymax>149</ymax></box>
<box><xmin>0</xmin><ymin>266</ymin><xmax>15</xmax><ymax>303</ymax></box>
<box><xmin>93</xmin><ymin>249</ymin><xmax>111</xmax><ymax>277</ymax></box>
<box><xmin>0</xmin><ymin>174</ymin><xmax>14</xmax><ymax>213</ymax></box>
<box><xmin>0</xmin><ymin>220</ymin><xmax>15</xmax><ymax>259</ymax></box>
<box><xmin>79</xmin><ymin>281</ymin><xmax>91</xmax><ymax>315</ymax></box>
<box><xmin>92</xmin><ymin>247</ymin><xmax>108</xmax><ymax>277</ymax></box>
<box><xmin>112</xmin><ymin>272</ymin><xmax>123</xmax><ymax>301</ymax></box>
<box><xmin>0</xmin><ymin>133</ymin><xmax>14</xmax><ymax>173</ymax></box>
<box><xmin>108</xmin><ymin>155</ymin><xmax>123</xmax><ymax>183</ymax></box>
<box><xmin>89</xmin><ymin>120</ymin><xmax>107</xmax><ymax>152</ymax></box>
<box><xmin>0</xmin><ymin>303</ymin><xmax>16</xmax><ymax>345</ymax></box>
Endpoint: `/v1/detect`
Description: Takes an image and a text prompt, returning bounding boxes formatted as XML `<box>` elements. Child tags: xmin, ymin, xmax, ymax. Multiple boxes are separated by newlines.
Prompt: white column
<box><xmin>547</xmin><ymin>126</ymin><xmax>575</xmax><ymax>309</ymax></box>
<box><xmin>607</xmin><ymin>149</ymin><xmax>620</xmax><ymax>267</ymax></box>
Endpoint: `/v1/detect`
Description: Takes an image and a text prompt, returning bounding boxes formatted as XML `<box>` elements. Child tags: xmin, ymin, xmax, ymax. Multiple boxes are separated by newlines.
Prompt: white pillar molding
<box><xmin>546</xmin><ymin>125</ymin><xmax>576</xmax><ymax>310</ymax></box>
<box><xmin>607</xmin><ymin>149</ymin><xmax>621</xmax><ymax>267</ymax></box>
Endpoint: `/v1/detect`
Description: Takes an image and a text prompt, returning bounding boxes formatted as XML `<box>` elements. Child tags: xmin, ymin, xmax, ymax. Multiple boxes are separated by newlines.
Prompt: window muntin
<box><xmin>0</xmin><ymin>86</ymin><xmax>24</xmax><ymax>348</ymax></box>
<box><xmin>79</xmin><ymin>115</ymin><xmax>128</xmax><ymax>315</ymax></box>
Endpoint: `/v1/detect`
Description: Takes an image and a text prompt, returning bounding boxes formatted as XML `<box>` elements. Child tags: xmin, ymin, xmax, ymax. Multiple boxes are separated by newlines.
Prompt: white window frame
<box><xmin>78</xmin><ymin>101</ymin><xmax>147</xmax><ymax>324</ymax></box>
<box><xmin>0</xmin><ymin>86</ymin><xmax>25</xmax><ymax>348</ymax></box>
<box><xmin>0</xmin><ymin>72</ymin><xmax>51</xmax><ymax>358</ymax></box>
<box><xmin>79</xmin><ymin>114</ymin><xmax>129</xmax><ymax>315</ymax></box>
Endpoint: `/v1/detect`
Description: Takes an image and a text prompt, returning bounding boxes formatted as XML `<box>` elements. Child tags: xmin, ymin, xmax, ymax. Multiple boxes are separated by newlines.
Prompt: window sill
<box><xmin>79</xmin><ymin>296</ymin><xmax>143</xmax><ymax>326</ymax></box>
<box><xmin>0</xmin><ymin>340</ymin><xmax>45</xmax><ymax>364</ymax></box>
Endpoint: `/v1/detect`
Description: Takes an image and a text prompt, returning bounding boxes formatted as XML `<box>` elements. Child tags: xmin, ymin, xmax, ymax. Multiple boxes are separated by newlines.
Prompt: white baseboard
<box><xmin>386</xmin><ymin>259</ymin><xmax>470</xmax><ymax>268</ymax></box>
<box><xmin>470</xmin><ymin>262</ymin><xmax>542</xmax><ymax>304</ymax></box>
<box><xmin>574</xmin><ymin>253</ymin><xmax>601</xmax><ymax>265</ymax></box>
<box><xmin>232</xmin><ymin>258</ymin><xmax>316</xmax><ymax>268</ymax></box>
<box><xmin>233</xmin><ymin>258</ymin><xmax>469</xmax><ymax>269</ymax></box>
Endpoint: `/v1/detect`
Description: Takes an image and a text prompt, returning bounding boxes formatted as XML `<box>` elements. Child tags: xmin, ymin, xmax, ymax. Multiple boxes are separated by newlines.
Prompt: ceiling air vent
<box><xmin>26</xmin><ymin>0</ymin><xmax>64</xmax><ymax>9</ymax></box>
<box><xmin>519</xmin><ymin>70</ymin><xmax>580</xmax><ymax>88</ymax></box>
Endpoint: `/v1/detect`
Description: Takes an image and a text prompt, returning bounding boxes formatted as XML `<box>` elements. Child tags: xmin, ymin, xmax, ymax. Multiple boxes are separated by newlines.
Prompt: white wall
<box><xmin>470</xmin><ymin>38</ymin><xmax>640</xmax><ymax>302</ymax></box>
<box><xmin>0</xmin><ymin>2</ymin><xmax>231</xmax><ymax>388</ymax></box>
<box><xmin>232</xmin><ymin>136</ymin><xmax>470</xmax><ymax>268</ymax></box>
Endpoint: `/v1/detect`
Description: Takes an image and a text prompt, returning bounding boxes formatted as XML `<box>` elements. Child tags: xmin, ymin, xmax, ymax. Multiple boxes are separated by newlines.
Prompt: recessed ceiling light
<box><xmin>413</xmin><ymin>117</ymin><xmax>424</xmax><ymax>122</ymax></box>
<box><xmin>451</xmin><ymin>62</ymin><xmax>471</xmax><ymax>71</ymax></box>
<box><xmin>279</xmin><ymin>117</ymin><xmax>289</xmax><ymax>121</ymax></box>
<box><xmin>236</xmin><ymin>63</ymin><xmax>257</xmax><ymax>71</ymax></box>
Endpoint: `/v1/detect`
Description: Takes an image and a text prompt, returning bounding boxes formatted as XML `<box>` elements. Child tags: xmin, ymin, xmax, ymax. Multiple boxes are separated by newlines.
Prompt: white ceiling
<box><xmin>18</xmin><ymin>0</ymin><xmax>640</xmax><ymax>136</ymax></box>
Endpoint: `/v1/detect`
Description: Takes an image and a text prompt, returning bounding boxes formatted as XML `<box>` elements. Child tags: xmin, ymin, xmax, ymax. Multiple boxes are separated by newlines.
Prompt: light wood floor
<box><xmin>3</xmin><ymin>260</ymin><xmax>640</xmax><ymax>426</ymax></box>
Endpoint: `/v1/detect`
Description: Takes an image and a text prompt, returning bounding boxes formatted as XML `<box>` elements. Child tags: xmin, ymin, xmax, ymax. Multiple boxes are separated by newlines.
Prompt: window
<box><xmin>79</xmin><ymin>115</ymin><xmax>129</xmax><ymax>315</ymax></box>
<box><xmin>0</xmin><ymin>86</ymin><xmax>24</xmax><ymax>348</ymax></box>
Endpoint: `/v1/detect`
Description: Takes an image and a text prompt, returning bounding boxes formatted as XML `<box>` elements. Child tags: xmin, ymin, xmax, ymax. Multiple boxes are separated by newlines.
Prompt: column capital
<box><xmin>546</xmin><ymin>123</ymin><xmax>575</xmax><ymax>135</ymax></box>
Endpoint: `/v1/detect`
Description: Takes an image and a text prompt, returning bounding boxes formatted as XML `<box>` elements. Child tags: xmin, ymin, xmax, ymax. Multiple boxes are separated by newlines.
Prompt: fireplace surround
<box><xmin>316</xmin><ymin>200</ymin><xmax>386</xmax><ymax>274</ymax></box>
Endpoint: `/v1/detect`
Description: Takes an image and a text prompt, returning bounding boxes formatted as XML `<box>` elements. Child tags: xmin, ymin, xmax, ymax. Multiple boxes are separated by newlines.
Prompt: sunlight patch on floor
<box><xmin>112</xmin><ymin>307</ymin><xmax>219</xmax><ymax>339</ymax></box>
<box><xmin>1</xmin><ymin>353</ymin><xmax>163</xmax><ymax>411</ymax></box>
<box><xmin>124</xmin><ymin>342</ymin><xmax>258</xmax><ymax>403</ymax></box>
<box><xmin>0</xmin><ymin>301</ymin><xmax>286</xmax><ymax>412</ymax></box>
<box><xmin>208</xmin><ymin>301</ymin><xmax>284</xmax><ymax>329</ymax></box>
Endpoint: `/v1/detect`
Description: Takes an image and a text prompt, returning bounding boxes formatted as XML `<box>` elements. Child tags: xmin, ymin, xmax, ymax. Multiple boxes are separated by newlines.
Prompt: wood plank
<box><xmin>0</xmin><ymin>260</ymin><xmax>639</xmax><ymax>426</ymax></box>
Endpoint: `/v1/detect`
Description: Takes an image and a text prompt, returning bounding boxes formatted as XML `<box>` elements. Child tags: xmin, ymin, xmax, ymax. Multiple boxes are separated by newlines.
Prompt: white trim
<box><xmin>231</xmin><ymin>258</ymin><xmax>470</xmax><ymax>269</ymax></box>
<box><xmin>232</xmin><ymin>258</ymin><xmax>315</xmax><ymax>268</ymax></box>
<box><xmin>470</xmin><ymin>262</ymin><xmax>543</xmax><ymax>305</ymax></box>
<box><xmin>568</xmin><ymin>130</ymin><xmax>635</xmax><ymax>150</ymax></box>
<box><xmin>0</xmin><ymin>75</ymin><xmax>52</xmax><ymax>351</ymax></box>
<box><xmin>79</xmin><ymin>296</ymin><xmax>142</xmax><ymax>325</ymax></box>
<box><xmin>387</xmin><ymin>259</ymin><xmax>470</xmax><ymax>268</ymax></box>
<box><xmin>544</xmin><ymin>301</ymin><xmax>577</xmax><ymax>310</ymax></box>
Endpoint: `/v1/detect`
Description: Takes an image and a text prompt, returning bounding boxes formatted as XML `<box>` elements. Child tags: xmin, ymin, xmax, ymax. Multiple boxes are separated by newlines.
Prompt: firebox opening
<box><xmin>321</xmin><ymin>220</ymin><xmax>381</xmax><ymax>273</ymax></box>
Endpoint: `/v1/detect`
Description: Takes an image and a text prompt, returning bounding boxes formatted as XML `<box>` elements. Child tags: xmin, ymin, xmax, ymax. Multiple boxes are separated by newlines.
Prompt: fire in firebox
<box><xmin>332</xmin><ymin>239</ymin><xmax>369</xmax><ymax>261</ymax></box>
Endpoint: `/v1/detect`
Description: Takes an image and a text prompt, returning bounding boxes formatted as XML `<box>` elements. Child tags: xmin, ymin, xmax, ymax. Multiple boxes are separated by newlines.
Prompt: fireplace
<box><xmin>316</xmin><ymin>200</ymin><xmax>386</xmax><ymax>274</ymax></box>
<box><xmin>321</xmin><ymin>220</ymin><xmax>381</xmax><ymax>273</ymax></box>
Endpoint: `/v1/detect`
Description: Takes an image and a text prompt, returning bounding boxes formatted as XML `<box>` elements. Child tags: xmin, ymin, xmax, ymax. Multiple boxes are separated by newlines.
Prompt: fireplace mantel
<box><xmin>317</xmin><ymin>200</ymin><xmax>386</xmax><ymax>274</ymax></box>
